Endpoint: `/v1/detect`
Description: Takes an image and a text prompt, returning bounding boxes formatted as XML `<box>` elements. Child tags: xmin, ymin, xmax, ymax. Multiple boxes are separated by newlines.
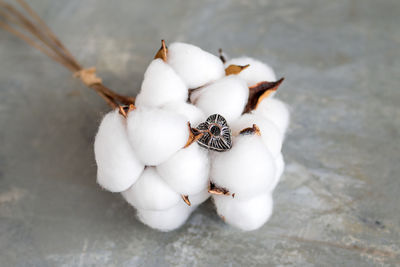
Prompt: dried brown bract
<box><xmin>208</xmin><ymin>182</ymin><xmax>230</xmax><ymax>196</ymax></box>
<box><xmin>154</xmin><ymin>39</ymin><xmax>168</xmax><ymax>62</ymax></box>
<box><xmin>243</xmin><ymin>78</ymin><xmax>285</xmax><ymax>113</ymax></box>
<box><xmin>181</xmin><ymin>195</ymin><xmax>191</xmax><ymax>206</ymax></box>
<box><xmin>239</xmin><ymin>124</ymin><xmax>261</xmax><ymax>136</ymax></box>
<box><xmin>225</xmin><ymin>64</ymin><xmax>250</xmax><ymax>76</ymax></box>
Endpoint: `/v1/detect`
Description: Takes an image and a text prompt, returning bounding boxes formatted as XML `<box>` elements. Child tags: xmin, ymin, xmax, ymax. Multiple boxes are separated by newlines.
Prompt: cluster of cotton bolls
<box><xmin>94</xmin><ymin>41</ymin><xmax>289</xmax><ymax>232</ymax></box>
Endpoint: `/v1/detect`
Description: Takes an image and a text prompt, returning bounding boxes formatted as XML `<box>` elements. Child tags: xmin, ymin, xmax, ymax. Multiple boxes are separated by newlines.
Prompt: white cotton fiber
<box><xmin>213</xmin><ymin>193</ymin><xmax>273</xmax><ymax>231</ymax></box>
<box><xmin>269</xmin><ymin>153</ymin><xmax>285</xmax><ymax>192</ymax></box>
<box><xmin>121</xmin><ymin>167</ymin><xmax>180</xmax><ymax>210</ymax></box>
<box><xmin>135</xmin><ymin>59</ymin><xmax>188</xmax><ymax>108</ymax></box>
<box><xmin>94</xmin><ymin>110</ymin><xmax>144</xmax><ymax>192</ymax></box>
<box><xmin>190</xmin><ymin>76</ymin><xmax>249</xmax><ymax>123</ymax></box>
<box><xmin>253</xmin><ymin>97</ymin><xmax>290</xmax><ymax>136</ymax></box>
<box><xmin>136</xmin><ymin>201</ymin><xmax>196</xmax><ymax>232</ymax></box>
<box><xmin>157</xmin><ymin>143</ymin><xmax>209</xmax><ymax>195</ymax></box>
<box><xmin>162</xmin><ymin>101</ymin><xmax>205</xmax><ymax>126</ymax></box>
<box><xmin>127</xmin><ymin>107</ymin><xmax>189</xmax><ymax>166</ymax></box>
<box><xmin>167</xmin><ymin>42</ymin><xmax>225</xmax><ymax>88</ymax></box>
<box><xmin>224</xmin><ymin>57</ymin><xmax>276</xmax><ymax>86</ymax></box>
<box><xmin>230</xmin><ymin>113</ymin><xmax>283</xmax><ymax>158</ymax></box>
<box><xmin>189</xmin><ymin>188</ymin><xmax>210</xmax><ymax>206</ymax></box>
<box><xmin>210</xmin><ymin>134</ymin><xmax>276</xmax><ymax>199</ymax></box>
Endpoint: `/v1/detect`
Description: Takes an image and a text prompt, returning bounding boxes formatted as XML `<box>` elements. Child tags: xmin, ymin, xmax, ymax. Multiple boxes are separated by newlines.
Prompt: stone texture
<box><xmin>0</xmin><ymin>0</ymin><xmax>399</xmax><ymax>266</ymax></box>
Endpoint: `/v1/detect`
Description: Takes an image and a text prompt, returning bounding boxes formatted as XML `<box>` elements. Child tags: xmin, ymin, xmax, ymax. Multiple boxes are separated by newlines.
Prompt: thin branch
<box><xmin>0</xmin><ymin>0</ymin><xmax>135</xmax><ymax>109</ymax></box>
<box><xmin>16</xmin><ymin>0</ymin><xmax>80</xmax><ymax>68</ymax></box>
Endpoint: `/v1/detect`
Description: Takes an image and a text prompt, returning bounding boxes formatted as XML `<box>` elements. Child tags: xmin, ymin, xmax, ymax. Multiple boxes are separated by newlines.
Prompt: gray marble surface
<box><xmin>1</xmin><ymin>0</ymin><xmax>399</xmax><ymax>266</ymax></box>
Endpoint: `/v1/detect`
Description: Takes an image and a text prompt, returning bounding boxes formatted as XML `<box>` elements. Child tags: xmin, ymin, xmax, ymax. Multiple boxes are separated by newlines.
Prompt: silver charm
<box><xmin>195</xmin><ymin>114</ymin><xmax>232</xmax><ymax>152</ymax></box>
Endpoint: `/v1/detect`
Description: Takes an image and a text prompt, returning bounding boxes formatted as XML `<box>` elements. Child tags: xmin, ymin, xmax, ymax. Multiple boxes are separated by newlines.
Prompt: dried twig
<box><xmin>0</xmin><ymin>0</ymin><xmax>134</xmax><ymax>109</ymax></box>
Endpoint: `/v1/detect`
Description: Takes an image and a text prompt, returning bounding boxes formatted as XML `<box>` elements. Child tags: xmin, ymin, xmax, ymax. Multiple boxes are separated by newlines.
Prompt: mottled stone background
<box><xmin>0</xmin><ymin>0</ymin><xmax>399</xmax><ymax>266</ymax></box>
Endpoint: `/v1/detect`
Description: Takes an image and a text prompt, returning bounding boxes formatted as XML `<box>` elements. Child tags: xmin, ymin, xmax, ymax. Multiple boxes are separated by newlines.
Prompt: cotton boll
<box><xmin>269</xmin><ymin>153</ymin><xmax>285</xmax><ymax>192</ymax></box>
<box><xmin>136</xmin><ymin>201</ymin><xmax>196</xmax><ymax>232</ymax></box>
<box><xmin>127</xmin><ymin>107</ymin><xmax>189</xmax><ymax>166</ymax></box>
<box><xmin>253</xmin><ymin>98</ymin><xmax>290</xmax><ymax>136</ymax></box>
<box><xmin>189</xmin><ymin>188</ymin><xmax>210</xmax><ymax>206</ymax></box>
<box><xmin>213</xmin><ymin>193</ymin><xmax>273</xmax><ymax>231</ymax></box>
<box><xmin>210</xmin><ymin>134</ymin><xmax>276</xmax><ymax>199</ymax></box>
<box><xmin>167</xmin><ymin>42</ymin><xmax>225</xmax><ymax>88</ymax></box>
<box><xmin>162</xmin><ymin>101</ymin><xmax>205</xmax><ymax>126</ymax></box>
<box><xmin>94</xmin><ymin>110</ymin><xmax>144</xmax><ymax>192</ymax></box>
<box><xmin>135</xmin><ymin>59</ymin><xmax>188</xmax><ymax>108</ymax></box>
<box><xmin>190</xmin><ymin>76</ymin><xmax>249</xmax><ymax>123</ymax></box>
<box><xmin>157</xmin><ymin>143</ymin><xmax>209</xmax><ymax>195</ymax></box>
<box><xmin>121</xmin><ymin>167</ymin><xmax>180</xmax><ymax>210</ymax></box>
<box><xmin>231</xmin><ymin>113</ymin><xmax>283</xmax><ymax>158</ymax></box>
<box><xmin>224</xmin><ymin>57</ymin><xmax>276</xmax><ymax>86</ymax></box>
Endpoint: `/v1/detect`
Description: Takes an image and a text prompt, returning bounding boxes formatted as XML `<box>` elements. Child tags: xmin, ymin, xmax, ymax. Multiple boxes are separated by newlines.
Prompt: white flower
<box><xmin>93</xmin><ymin>41</ymin><xmax>290</xmax><ymax>231</ymax></box>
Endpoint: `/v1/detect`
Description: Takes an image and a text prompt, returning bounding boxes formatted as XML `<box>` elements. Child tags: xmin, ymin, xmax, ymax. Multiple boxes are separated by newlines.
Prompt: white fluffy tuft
<box><xmin>210</xmin><ymin>134</ymin><xmax>276</xmax><ymax>199</ymax></box>
<box><xmin>253</xmin><ymin>97</ymin><xmax>290</xmax><ymax>136</ymax></box>
<box><xmin>269</xmin><ymin>152</ymin><xmax>285</xmax><ymax>192</ymax></box>
<box><xmin>162</xmin><ymin>101</ymin><xmax>205</xmax><ymax>126</ymax></box>
<box><xmin>188</xmin><ymin>188</ymin><xmax>210</xmax><ymax>206</ymax></box>
<box><xmin>135</xmin><ymin>59</ymin><xmax>188</xmax><ymax>108</ymax></box>
<box><xmin>94</xmin><ymin>110</ymin><xmax>144</xmax><ymax>192</ymax></box>
<box><xmin>224</xmin><ymin>57</ymin><xmax>276</xmax><ymax>86</ymax></box>
<box><xmin>157</xmin><ymin>143</ymin><xmax>209</xmax><ymax>195</ymax></box>
<box><xmin>121</xmin><ymin>167</ymin><xmax>180</xmax><ymax>210</ymax></box>
<box><xmin>127</xmin><ymin>107</ymin><xmax>189</xmax><ymax>166</ymax></box>
<box><xmin>213</xmin><ymin>193</ymin><xmax>273</xmax><ymax>231</ymax></box>
<box><xmin>167</xmin><ymin>42</ymin><xmax>225</xmax><ymax>88</ymax></box>
<box><xmin>231</xmin><ymin>113</ymin><xmax>283</xmax><ymax>158</ymax></box>
<box><xmin>190</xmin><ymin>76</ymin><xmax>249</xmax><ymax>123</ymax></box>
<box><xmin>136</xmin><ymin>201</ymin><xmax>196</xmax><ymax>232</ymax></box>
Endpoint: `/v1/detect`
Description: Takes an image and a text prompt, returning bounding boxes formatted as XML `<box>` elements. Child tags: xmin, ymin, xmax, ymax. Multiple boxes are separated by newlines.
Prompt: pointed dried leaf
<box><xmin>243</xmin><ymin>77</ymin><xmax>284</xmax><ymax>113</ymax></box>
<box><xmin>118</xmin><ymin>104</ymin><xmax>136</xmax><ymax>118</ymax></box>
<box><xmin>184</xmin><ymin>122</ymin><xmax>203</xmax><ymax>148</ymax></box>
<box><xmin>225</xmin><ymin>64</ymin><xmax>250</xmax><ymax>76</ymax></box>
<box><xmin>239</xmin><ymin>124</ymin><xmax>261</xmax><ymax>136</ymax></box>
<box><xmin>154</xmin><ymin>40</ymin><xmax>168</xmax><ymax>62</ymax></box>
<box><xmin>181</xmin><ymin>195</ymin><xmax>191</xmax><ymax>206</ymax></box>
<box><xmin>208</xmin><ymin>182</ymin><xmax>230</xmax><ymax>196</ymax></box>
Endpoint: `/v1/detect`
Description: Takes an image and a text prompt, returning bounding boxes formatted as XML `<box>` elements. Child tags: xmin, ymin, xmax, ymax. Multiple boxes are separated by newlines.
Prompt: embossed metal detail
<box><xmin>195</xmin><ymin>114</ymin><xmax>232</xmax><ymax>152</ymax></box>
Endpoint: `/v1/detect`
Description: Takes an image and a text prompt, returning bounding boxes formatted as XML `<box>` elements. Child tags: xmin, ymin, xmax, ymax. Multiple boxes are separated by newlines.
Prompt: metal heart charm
<box><xmin>195</xmin><ymin>114</ymin><xmax>232</xmax><ymax>152</ymax></box>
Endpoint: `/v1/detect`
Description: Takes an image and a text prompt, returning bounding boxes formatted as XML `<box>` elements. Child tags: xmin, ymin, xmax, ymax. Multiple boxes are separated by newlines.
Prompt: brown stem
<box><xmin>0</xmin><ymin>0</ymin><xmax>134</xmax><ymax>109</ymax></box>
<box><xmin>15</xmin><ymin>0</ymin><xmax>80</xmax><ymax>68</ymax></box>
<box><xmin>218</xmin><ymin>48</ymin><xmax>226</xmax><ymax>63</ymax></box>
